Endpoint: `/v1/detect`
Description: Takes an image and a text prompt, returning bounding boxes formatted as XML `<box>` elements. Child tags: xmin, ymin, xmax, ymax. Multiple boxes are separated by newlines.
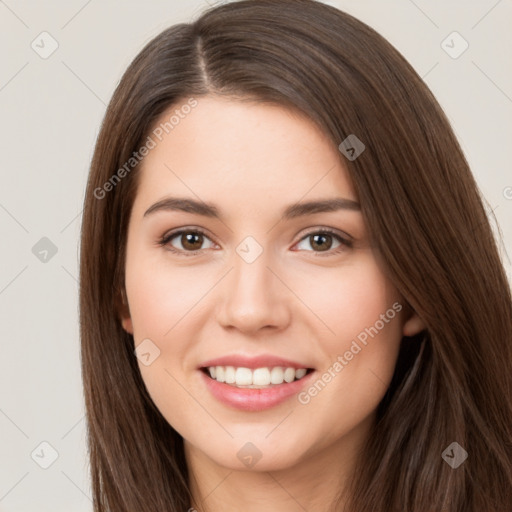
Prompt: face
<box><xmin>121</xmin><ymin>96</ymin><xmax>425</xmax><ymax>472</ymax></box>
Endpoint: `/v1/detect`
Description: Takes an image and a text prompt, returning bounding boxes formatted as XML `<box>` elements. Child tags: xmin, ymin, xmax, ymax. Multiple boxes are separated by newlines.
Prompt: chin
<box><xmin>191</xmin><ymin>433</ymin><xmax>311</xmax><ymax>473</ymax></box>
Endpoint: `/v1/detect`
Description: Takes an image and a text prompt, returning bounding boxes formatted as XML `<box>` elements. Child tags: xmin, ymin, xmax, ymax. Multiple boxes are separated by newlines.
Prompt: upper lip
<box><xmin>199</xmin><ymin>354</ymin><xmax>314</xmax><ymax>370</ymax></box>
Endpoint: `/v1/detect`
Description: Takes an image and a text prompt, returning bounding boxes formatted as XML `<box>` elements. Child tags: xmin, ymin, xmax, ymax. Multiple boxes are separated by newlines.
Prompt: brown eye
<box><xmin>294</xmin><ymin>229</ymin><xmax>352</xmax><ymax>255</ymax></box>
<box><xmin>180</xmin><ymin>232</ymin><xmax>204</xmax><ymax>251</ymax></box>
<box><xmin>161</xmin><ymin>229</ymin><xmax>215</xmax><ymax>254</ymax></box>
<box><xmin>309</xmin><ymin>233</ymin><xmax>333</xmax><ymax>252</ymax></box>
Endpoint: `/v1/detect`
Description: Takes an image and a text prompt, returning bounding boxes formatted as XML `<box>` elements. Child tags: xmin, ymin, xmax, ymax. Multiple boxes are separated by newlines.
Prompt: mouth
<box><xmin>197</xmin><ymin>354</ymin><xmax>317</xmax><ymax>411</ymax></box>
<box><xmin>200</xmin><ymin>366</ymin><xmax>315</xmax><ymax>389</ymax></box>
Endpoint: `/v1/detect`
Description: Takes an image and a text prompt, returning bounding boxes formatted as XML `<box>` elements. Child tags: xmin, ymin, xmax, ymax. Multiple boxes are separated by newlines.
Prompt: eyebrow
<box><xmin>143</xmin><ymin>196</ymin><xmax>361</xmax><ymax>219</ymax></box>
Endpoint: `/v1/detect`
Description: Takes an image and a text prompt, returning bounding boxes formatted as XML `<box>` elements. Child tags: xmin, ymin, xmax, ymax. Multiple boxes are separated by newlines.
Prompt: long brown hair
<box><xmin>79</xmin><ymin>0</ymin><xmax>512</xmax><ymax>510</ymax></box>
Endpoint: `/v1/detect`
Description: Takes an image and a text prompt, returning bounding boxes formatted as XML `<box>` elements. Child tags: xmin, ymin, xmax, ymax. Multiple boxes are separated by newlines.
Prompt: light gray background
<box><xmin>0</xmin><ymin>1</ymin><xmax>511</xmax><ymax>510</ymax></box>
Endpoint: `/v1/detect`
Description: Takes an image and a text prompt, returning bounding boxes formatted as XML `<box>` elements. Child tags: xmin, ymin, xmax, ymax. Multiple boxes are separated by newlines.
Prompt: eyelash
<box><xmin>158</xmin><ymin>227</ymin><xmax>353</xmax><ymax>258</ymax></box>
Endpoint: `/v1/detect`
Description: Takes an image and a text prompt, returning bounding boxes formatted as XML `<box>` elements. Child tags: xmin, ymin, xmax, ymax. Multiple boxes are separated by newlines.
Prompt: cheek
<box><xmin>125</xmin><ymin>253</ymin><xmax>208</xmax><ymax>341</ymax></box>
<box><xmin>292</xmin><ymin>255</ymin><xmax>402</xmax><ymax>348</ymax></box>
<box><xmin>125</xmin><ymin>253</ymin><xmax>216</xmax><ymax>410</ymax></box>
<box><xmin>293</xmin><ymin>256</ymin><xmax>404</xmax><ymax>402</ymax></box>
<box><xmin>125</xmin><ymin>255</ymin><xmax>207</xmax><ymax>432</ymax></box>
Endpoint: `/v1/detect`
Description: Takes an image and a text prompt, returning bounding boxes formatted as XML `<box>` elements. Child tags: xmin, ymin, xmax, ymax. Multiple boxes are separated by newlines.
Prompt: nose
<box><xmin>216</xmin><ymin>249</ymin><xmax>292</xmax><ymax>335</ymax></box>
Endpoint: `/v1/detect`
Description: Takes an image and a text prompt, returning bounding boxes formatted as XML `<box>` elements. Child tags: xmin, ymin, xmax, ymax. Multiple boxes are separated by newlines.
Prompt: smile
<box><xmin>199</xmin><ymin>366</ymin><xmax>316</xmax><ymax>412</ymax></box>
<box><xmin>201</xmin><ymin>366</ymin><xmax>312</xmax><ymax>388</ymax></box>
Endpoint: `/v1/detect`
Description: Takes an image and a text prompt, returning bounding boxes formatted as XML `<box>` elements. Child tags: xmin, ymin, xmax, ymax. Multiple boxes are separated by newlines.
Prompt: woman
<box><xmin>79</xmin><ymin>0</ymin><xmax>512</xmax><ymax>510</ymax></box>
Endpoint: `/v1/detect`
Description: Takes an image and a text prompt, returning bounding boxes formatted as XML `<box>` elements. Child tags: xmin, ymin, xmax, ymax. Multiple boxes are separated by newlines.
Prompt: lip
<box><xmin>199</xmin><ymin>368</ymin><xmax>316</xmax><ymax>412</ymax></box>
<box><xmin>199</xmin><ymin>354</ymin><xmax>313</xmax><ymax>370</ymax></box>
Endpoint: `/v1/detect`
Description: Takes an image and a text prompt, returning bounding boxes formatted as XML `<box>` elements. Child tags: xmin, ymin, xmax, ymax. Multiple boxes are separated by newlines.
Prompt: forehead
<box><xmin>133</xmin><ymin>96</ymin><xmax>356</xmax><ymax>212</ymax></box>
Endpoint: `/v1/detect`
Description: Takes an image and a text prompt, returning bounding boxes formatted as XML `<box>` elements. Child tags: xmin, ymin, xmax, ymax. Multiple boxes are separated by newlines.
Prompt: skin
<box><xmin>120</xmin><ymin>95</ymin><xmax>426</xmax><ymax>512</ymax></box>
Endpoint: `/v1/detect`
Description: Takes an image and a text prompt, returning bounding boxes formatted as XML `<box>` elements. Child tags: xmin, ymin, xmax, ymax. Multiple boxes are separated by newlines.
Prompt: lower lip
<box><xmin>199</xmin><ymin>370</ymin><xmax>316</xmax><ymax>411</ymax></box>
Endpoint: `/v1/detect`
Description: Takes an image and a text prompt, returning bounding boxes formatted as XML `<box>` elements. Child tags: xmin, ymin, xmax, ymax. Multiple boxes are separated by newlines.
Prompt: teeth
<box><xmin>270</xmin><ymin>367</ymin><xmax>284</xmax><ymax>384</ymax></box>
<box><xmin>253</xmin><ymin>368</ymin><xmax>270</xmax><ymax>386</ymax></box>
<box><xmin>295</xmin><ymin>368</ymin><xmax>307</xmax><ymax>379</ymax></box>
<box><xmin>205</xmin><ymin>366</ymin><xmax>310</xmax><ymax>387</ymax></box>
<box><xmin>225</xmin><ymin>366</ymin><xmax>236</xmax><ymax>384</ymax></box>
<box><xmin>284</xmin><ymin>367</ymin><xmax>295</xmax><ymax>383</ymax></box>
<box><xmin>235</xmin><ymin>367</ymin><xmax>252</xmax><ymax>386</ymax></box>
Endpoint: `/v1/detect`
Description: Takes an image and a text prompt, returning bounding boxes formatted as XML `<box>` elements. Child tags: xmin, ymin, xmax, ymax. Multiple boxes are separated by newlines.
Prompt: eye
<box><xmin>294</xmin><ymin>229</ymin><xmax>352</xmax><ymax>255</ymax></box>
<box><xmin>159</xmin><ymin>228</ymin><xmax>215</xmax><ymax>256</ymax></box>
<box><xmin>158</xmin><ymin>227</ymin><xmax>353</xmax><ymax>257</ymax></box>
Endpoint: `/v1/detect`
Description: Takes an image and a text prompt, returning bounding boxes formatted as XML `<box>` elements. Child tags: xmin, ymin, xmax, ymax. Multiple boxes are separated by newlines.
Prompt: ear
<box><xmin>402</xmin><ymin>308</ymin><xmax>427</xmax><ymax>337</ymax></box>
<box><xmin>117</xmin><ymin>287</ymin><xmax>134</xmax><ymax>335</ymax></box>
<box><xmin>121</xmin><ymin>316</ymin><xmax>134</xmax><ymax>335</ymax></box>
